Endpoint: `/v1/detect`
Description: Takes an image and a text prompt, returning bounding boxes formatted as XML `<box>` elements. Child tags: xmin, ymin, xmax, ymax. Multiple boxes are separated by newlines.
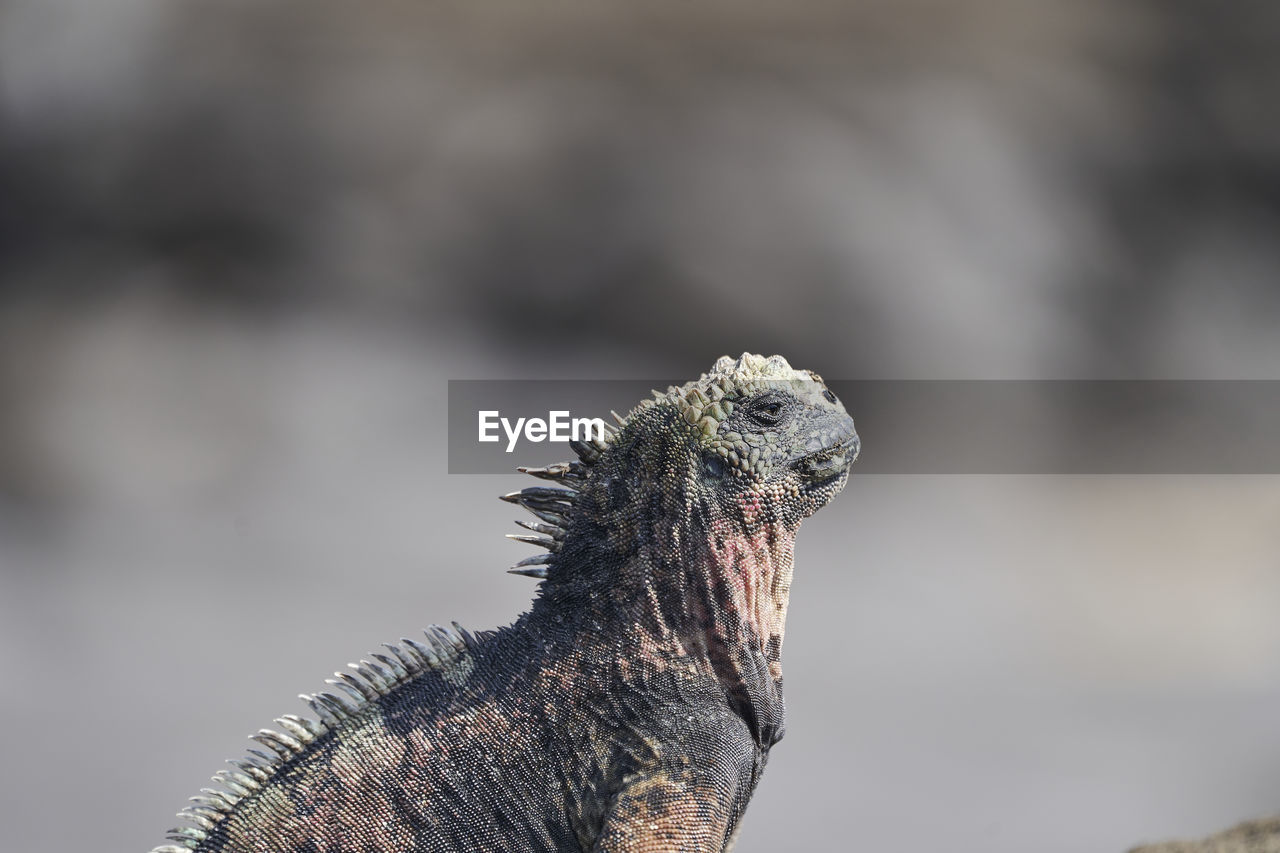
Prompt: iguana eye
<box><xmin>750</xmin><ymin>398</ymin><xmax>785</xmax><ymax>425</ymax></box>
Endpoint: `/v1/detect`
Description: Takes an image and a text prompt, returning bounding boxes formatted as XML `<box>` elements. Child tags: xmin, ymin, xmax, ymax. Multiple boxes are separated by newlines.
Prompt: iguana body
<box><xmin>153</xmin><ymin>353</ymin><xmax>858</xmax><ymax>853</ymax></box>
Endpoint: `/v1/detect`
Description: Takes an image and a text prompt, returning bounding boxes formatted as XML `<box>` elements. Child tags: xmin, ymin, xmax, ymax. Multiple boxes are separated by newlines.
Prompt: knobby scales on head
<box><xmin>153</xmin><ymin>353</ymin><xmax>858</xmax><ymax>853</ymax></box>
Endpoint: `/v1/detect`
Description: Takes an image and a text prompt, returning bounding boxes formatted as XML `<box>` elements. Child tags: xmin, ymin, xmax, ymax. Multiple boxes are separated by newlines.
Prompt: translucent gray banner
<box><xmin>448</xmin><ymin>380</ymin><xmax>1280</xmax><ymax>474</ymax></box>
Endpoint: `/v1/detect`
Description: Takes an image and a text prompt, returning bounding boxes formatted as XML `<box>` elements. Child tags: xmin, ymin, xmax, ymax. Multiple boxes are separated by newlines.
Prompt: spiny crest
<box><xmin>502</xmin><ymin>354</ymin><xmax>824</xmax><ymax>577</ymax></box>
<box><xmin>500</xmin><ymin>422</ymin><xmax>619</xmax><ymax>578</ymax></box>
<box><xmin>501</xmin><ymin>480</ymin><xmax>579</xmax><ymax>579</ymax></box>
<box><xmin>152</xmin><ymin>625</ymin><xmax>473</xmax><ymax>853</ymax></box>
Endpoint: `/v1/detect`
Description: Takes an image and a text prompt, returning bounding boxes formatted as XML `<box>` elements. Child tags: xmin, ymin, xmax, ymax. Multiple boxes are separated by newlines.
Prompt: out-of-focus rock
<box><xmin>1131</xmin><ymin>817</ymin><xmax>1280</xmax><ymax>853</ymax></box>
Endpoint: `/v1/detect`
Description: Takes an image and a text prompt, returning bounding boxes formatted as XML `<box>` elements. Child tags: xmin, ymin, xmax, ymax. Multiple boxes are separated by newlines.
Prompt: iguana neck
<box><xmin>535</xmin><ymin>489</ymin><xmax>796</xmax><ymax>746</ymax></box>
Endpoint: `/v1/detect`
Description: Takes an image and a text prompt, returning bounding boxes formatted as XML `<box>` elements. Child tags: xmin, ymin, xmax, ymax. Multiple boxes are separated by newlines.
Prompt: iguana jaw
<box><xmin>795</xmin><ymin>430</ymin><xmax>859</xmax><ymax>494</ymax></box>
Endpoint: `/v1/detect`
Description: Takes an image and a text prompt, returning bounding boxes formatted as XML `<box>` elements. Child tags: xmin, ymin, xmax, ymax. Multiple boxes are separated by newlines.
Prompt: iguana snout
<box><xmin>796</xmin><ymin>424</ymin><xmax>858</xmax><ymax>484</ymax></box>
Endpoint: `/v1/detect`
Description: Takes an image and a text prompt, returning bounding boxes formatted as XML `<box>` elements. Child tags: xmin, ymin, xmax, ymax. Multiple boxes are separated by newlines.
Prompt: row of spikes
<box><xmin>151</xmin><ymin>625</ymin><xmax>472</xmax><ymax>853</ymax></box>
<box><xmin>501</xmin><ymin>410</ymin><xmax>626</xmax><ymax>579</ymax></box>
<box><xmin>501</xmin><ymin>383</ymin><xmax>732</xmax><ymax>580</ymax></box>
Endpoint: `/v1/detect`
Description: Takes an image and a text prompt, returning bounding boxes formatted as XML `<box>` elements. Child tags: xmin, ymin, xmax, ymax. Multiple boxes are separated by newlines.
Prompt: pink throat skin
<box><xmin>705</xmin><ymin>495</ymin><xmax>797</xmax><ymax>683</ymax></box>
<box><xmin>628</xmin><ymin>490</ymin><xmax>799</xmax><ymax>697</ymax></box>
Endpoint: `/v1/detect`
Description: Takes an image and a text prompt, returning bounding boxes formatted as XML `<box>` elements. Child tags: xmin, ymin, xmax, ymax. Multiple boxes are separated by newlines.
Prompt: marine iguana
<box><xmin>152</xmin><ymin>352</ymin><xmax>858</xmax><ymax>853</ymax></box>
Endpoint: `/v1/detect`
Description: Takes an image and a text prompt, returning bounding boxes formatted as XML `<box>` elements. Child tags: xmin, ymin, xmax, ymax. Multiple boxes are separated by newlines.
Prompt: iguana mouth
<box><xmin>797</xmin><ymin>432</ymin><xmax>860</xmax><ymax>484</ymax></box>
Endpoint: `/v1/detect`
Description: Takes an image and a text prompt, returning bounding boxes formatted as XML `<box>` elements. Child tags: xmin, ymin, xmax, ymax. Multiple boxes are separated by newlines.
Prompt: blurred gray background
<box><xmin>2</xmin><ymin>1</ymin><xmax>1279</xmax><ymax>851</ymax></box>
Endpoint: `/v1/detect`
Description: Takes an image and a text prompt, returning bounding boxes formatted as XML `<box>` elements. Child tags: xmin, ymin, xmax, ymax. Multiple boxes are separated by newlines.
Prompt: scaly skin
<box><xmin>152</xmin><ymin>353</ymin><xmax>858</xmax><ymax>853</ymax></box>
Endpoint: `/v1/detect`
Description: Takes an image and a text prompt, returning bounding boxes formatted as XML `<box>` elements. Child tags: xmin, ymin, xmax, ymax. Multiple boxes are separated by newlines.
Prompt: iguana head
<box><xmin>661</xmin><ymin>352</ymin><xmax>858</xmax><ymax>518</ymax></box>
<box><xmin>505</xmin><ymin>353</ymin><xmax>857</xmax><ymax>578</ymax></box>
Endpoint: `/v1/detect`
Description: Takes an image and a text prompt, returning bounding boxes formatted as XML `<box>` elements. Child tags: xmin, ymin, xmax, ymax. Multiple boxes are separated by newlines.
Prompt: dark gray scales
<box><xmin>152</xmin><ymin>353</ymin><xmax>857</xmax><ymax>853</ymax></box>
